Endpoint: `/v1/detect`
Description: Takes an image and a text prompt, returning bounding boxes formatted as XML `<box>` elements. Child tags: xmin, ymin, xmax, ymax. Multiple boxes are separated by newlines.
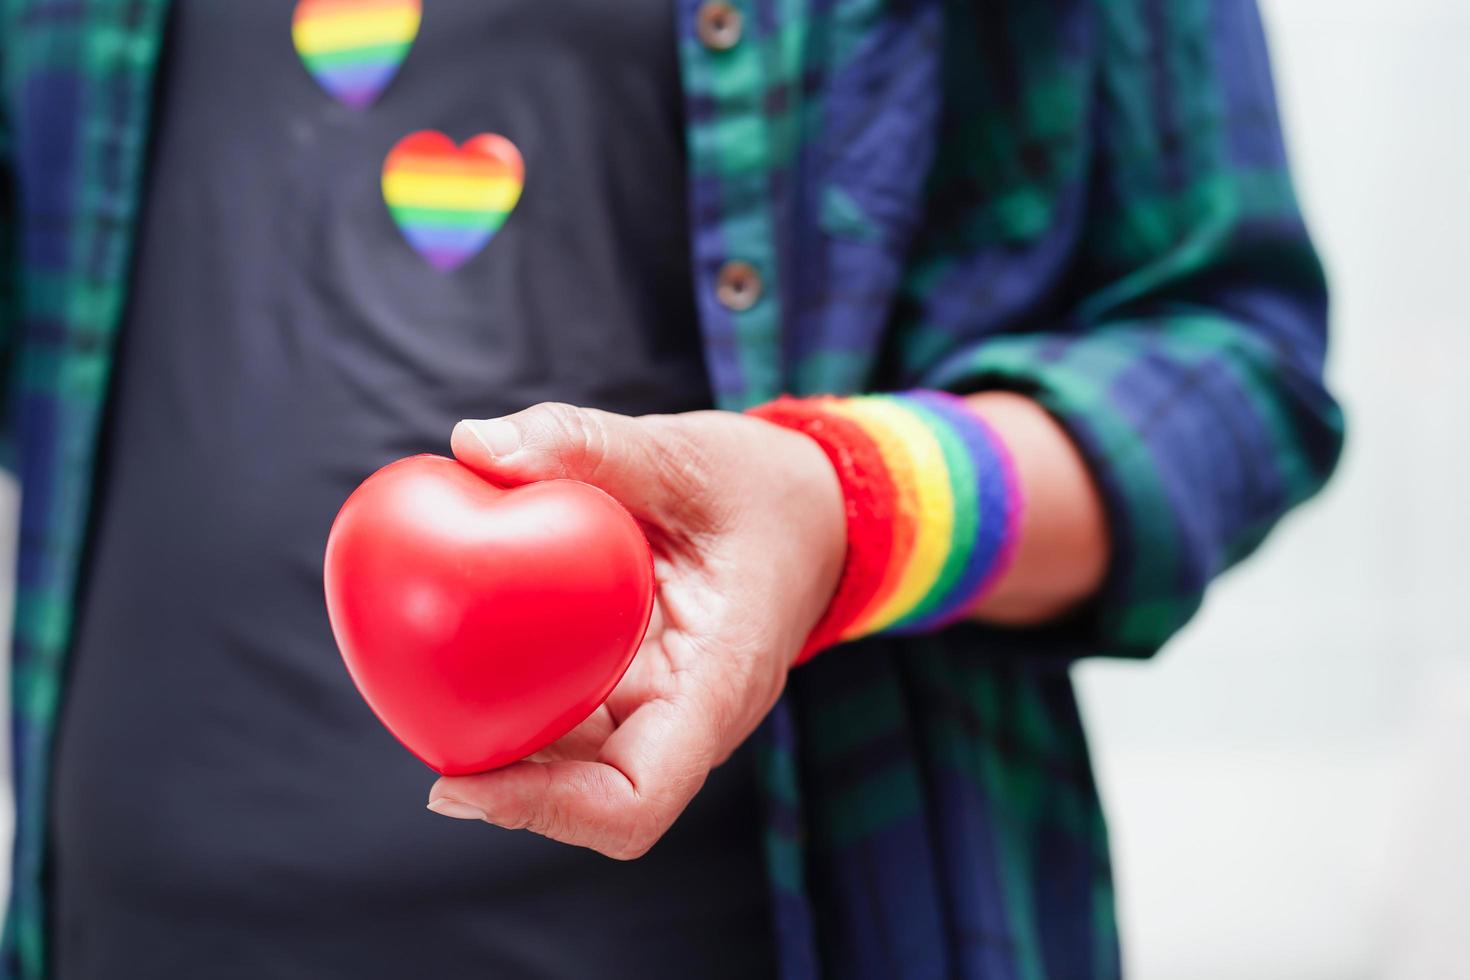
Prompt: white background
<box><xmin>0</xmin><ymin>0</ymin><xmax>1466</xmax><ymax>976</ymax></box>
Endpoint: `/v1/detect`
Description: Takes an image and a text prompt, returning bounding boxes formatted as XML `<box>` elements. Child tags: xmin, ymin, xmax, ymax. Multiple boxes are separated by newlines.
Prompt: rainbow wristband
<box><xmin>749</xmin><ymin>392</ymin><xmax>1024</xmax><ymax>663</ymax></box>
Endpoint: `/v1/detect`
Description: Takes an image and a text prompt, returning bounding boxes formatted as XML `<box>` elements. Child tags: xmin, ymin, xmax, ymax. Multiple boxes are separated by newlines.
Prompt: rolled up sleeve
<box><xmin>924</xmin><ymin>0</ymin><xmax>1344</xmax><ymax>656</ymax></box>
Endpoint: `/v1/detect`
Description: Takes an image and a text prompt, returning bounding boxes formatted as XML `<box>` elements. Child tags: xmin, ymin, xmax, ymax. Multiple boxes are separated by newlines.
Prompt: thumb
<box><xmin>451</xmin><ymin>402</ymin><xmax>698</xmax><ymax>522</ymax></box>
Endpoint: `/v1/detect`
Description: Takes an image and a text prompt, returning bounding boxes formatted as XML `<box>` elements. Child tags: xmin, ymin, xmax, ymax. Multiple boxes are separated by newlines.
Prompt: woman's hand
<box><xmin>426</xmin><ymin>403</ymin><xmax>846</xmax><ymax>858</ymax></box>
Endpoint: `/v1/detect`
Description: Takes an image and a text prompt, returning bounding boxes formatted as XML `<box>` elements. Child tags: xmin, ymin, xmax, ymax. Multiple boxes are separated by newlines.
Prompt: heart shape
<box><xmin>382</xmin><ymin>131</ymin><xmax>525</xmax><ymax>272</ymax></box>
<box><xmin>323</xmin><ymin>455</ymin><xmax>655</xmax><ymax>776</ymax></box>
<box><xmin>292</xmin><ymin>0</ymin><xmax>422</xmax><ymax>109</ymax></box>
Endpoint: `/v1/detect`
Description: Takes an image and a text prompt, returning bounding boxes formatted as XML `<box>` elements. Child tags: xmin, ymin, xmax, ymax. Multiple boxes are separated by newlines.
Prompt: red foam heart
<box><xmin>324</xmin><ymin>455</ymin><xmax>654</xmax><ymax>776</ymax></box>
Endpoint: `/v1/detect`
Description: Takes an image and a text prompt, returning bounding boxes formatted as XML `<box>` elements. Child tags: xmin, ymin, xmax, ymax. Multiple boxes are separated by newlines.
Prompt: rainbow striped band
<box><xmin>292</xmin><ymin>0</ymin><xmax>423</xmax><ymax>109</ymax></box>
<box><xmin>749</xmin><ymin>392</ymin><xmax>1024</xmax><ymax>662</ymax></box>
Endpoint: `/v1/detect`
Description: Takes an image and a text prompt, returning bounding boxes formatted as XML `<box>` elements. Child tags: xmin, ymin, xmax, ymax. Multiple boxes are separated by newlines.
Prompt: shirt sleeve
<box><xmin>923</xmin><ymin>0</ymin><xmax>1344</xmax><ymax>657</ymax></box>
<box><xmin>0</xmin><ymin>76</ymin><xmax>15</xmax><ymax>471</ymax></box>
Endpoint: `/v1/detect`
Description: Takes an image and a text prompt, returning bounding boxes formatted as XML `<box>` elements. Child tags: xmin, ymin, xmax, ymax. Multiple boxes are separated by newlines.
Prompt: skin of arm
<box><xmin>426</xmin><ymin>396</ymin><xmax>1110</xmax><ymax>856</ymax></box>
<box><xmin>962</xmin><ymin>391</ymin><xmax>1110</xmax><ymax>626</ymax></box>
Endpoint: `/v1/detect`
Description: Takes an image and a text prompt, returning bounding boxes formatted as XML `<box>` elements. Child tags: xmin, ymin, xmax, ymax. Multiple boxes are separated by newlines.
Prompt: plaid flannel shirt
<box><xmin>0</xmin><ymin>0</ymin><xmax>1342</xmax><ymax>977</ymax></box>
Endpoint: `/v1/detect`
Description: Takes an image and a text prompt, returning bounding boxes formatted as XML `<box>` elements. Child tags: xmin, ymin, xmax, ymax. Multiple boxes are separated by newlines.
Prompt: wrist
<box><xmin>748</xmin><ymin>392</ymin><xmax>1024</xmax><ymax>662</ymax></box>
<box><xmin>752</xmin><ymin>417</ymin><xmax>847</xmax><ymax>666</ymax></box>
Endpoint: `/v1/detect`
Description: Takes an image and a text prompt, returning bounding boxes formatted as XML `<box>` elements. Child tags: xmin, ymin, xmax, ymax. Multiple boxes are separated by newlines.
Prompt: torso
<box><xmin>49</xmin><ymin>2</ymin><xmax>774</xmax><ymax>976</ymax></box>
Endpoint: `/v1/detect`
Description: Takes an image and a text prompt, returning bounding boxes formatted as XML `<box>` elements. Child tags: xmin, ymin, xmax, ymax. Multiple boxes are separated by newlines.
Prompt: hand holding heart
<box><xmin>428</xmin><ymin>403</ymin><xmax>846</xmax><ymax>858</ymax></box>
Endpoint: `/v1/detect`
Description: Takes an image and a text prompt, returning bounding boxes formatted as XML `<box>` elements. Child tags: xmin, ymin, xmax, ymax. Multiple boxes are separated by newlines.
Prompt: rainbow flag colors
<box><xmin>292</xmin><ymin>0</ymin><xmax>422</xmax><ymax>109</ymax></box>
<box><xmin>748</xmin><ymin>392</ymin><xmax>1024</xmax><ymax>661</ymax></box>
<box><xmin>382</xmin><ymin>131</ymin><xmax>525</xmax><ymax>272</ymax></box>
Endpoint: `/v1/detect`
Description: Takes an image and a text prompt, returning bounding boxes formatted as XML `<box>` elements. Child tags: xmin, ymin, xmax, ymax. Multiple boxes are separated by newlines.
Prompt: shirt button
<box><xmin>715</xmin><ymin>260</ymin><xmax>763</xmax><ymax>311</ymax></box>
<box><xmin>697</xmin><ymin>1</ymin><xmax>744</xmax><ymax>51</ymax></box>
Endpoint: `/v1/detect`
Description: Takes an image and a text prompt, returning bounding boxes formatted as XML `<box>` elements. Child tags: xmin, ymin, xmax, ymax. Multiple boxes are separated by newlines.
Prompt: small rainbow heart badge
<box><xmin>292</xmin><ymin>0</ymin><xmax>422</xmax><ymax>109</ymax></box>
<box><xmin>382</xmin><ymin>131</ymin><xmax>525</xmax><ymax>272</ymax></box>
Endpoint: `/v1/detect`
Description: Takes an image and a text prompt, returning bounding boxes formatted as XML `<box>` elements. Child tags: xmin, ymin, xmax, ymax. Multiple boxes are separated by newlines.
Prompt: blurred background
<box><xmin>0</xmin><ymin>0</ymin><xmax>1464</xmax><ymax>977</ymax></box>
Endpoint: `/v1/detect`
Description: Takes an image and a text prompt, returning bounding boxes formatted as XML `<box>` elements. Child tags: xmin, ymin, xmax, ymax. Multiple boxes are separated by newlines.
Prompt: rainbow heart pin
<box><xmin>382</xmin><ymin>131</ymin><xmax>525</xmax><ymax>272</ymax></box>
<box><xmin>292</xmin><ymin>0</ymin><xmax>422</xmax><ymax>109</ymax></box>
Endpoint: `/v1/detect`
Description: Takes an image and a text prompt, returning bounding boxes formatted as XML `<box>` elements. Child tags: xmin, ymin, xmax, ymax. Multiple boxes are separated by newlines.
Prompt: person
<box><xmin>0</xmin><ymin>0</ymin><xmax>1343</xmax><ymax>978</ymax></box>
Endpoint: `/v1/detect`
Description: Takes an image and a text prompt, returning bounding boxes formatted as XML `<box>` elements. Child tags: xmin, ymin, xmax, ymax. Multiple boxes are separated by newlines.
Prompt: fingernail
<box><xmin>426</xmin><ymin>797</ymin><xmax>488</xmax><ymax>822</ymax></box>
<box><xmin>460</xmin><ymin>419</ymin><xmax>520</xmax><ymax>457</ymax></box>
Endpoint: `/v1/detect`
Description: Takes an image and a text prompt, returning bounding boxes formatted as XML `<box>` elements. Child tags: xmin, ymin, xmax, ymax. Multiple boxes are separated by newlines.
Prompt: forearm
<box><xmin>962</xmin><ymin>391</ymin><xmax>1109</xmax><ymax>627</ymax></box>
<box><xmin>751</xmin><ymin>388</ymin><xmax>1113</xmax><ymax>660</ymax></box>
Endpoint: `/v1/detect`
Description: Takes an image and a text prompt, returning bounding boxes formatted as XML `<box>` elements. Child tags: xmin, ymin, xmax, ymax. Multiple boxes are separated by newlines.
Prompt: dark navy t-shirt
<box><xmin>49</xmin><ymin>3</ymin><xmax>774</xmax><ymax>978</ymax></box>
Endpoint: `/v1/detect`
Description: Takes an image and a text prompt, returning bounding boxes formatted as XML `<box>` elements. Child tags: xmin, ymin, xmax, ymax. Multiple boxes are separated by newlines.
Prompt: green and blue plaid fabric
<box><xmin>0</xmin><ymin>0</ymin><xmax>1341</xmax><ymax>976</ymax></box>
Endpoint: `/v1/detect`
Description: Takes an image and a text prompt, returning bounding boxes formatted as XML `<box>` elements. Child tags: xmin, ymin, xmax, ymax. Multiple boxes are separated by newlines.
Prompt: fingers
<box><xmin>451</xmin><ymin>403</ymin><xmax>708</xmax><ymax>525</ymax></box>
<box><xmin>427</xmin><ymin>696</ymin><xmax>719</xmax><ymax>859</ymax></box>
